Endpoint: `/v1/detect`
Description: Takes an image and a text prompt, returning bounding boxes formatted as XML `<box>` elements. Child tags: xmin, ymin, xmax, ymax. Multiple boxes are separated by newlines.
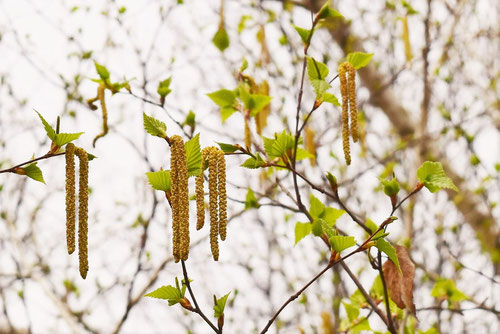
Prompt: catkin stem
<box><xmin>92</xmin><ymin>85</ymin><xmax>109</xmax><ymax>147</ymax></box>
<box><xmin>65</xmin><ymin>143</ymin><xmax>76</xmax><ymax>254</ymax></box>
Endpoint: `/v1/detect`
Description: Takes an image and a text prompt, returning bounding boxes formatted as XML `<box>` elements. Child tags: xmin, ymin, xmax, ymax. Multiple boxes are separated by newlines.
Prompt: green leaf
<box><xmin>380</xmin><ymin>177</ymin><xmax>400</xmax><ymax>197</ymax></box>
<box><xmin>376</xmin><ymin>238</ymin><xmax>401</xmax><ymax>273</ymax></box>
<box><xmin>295</xmin><ymin>148</ymin><xmax>314</xmax><ymax>161</ymax></box>
<box><xmin>185</xmin><ymin>134</ymin><xmax>202</xmax><ymax>177</ymax></box>
<box><xmin>220</xmin><ymin>106</ymin><xmax>238</xmax><ymax>123</ymax></box>
<box><xmin>35</xmin><ymin>111</ymin><xmax>56</xmax><ymax>141</ymax></box>
<box><xmin>241</xmin><ymin>153</ymin><xmax>265</xmax><ymax>169</ymax></box>
<box><xmin>317</xmin><ymin>1</ymin><xmax>343</xmax><ymax>20</ymax></box>
<box><xmin>329</xmin><ymin>235</ymin><xmax>356</xmax><ymax>253</ymax></box>
<box><xmin>294</xmin><ymin>222</ymin><xmax>312</xmax><ymax>245</ymax></box>
<box><xmin>342</xmin><ymin>302</ymin><xmax>359</xmax><ymax>322</ymax></box>
<box><xmin>207</xmin><ymin>89</ymin><xmax>236</xmax><ymax>108</ymax></box>
<box><xmin>309</xmin><ymin>193</ymin><xmax>325</xmax><ymax>218</ymax></box>
<box><xmin>293</xmin><ymin>25</ymin><xmax>313</xmax><ymax>44</ymax></box>
<box><xmin>310</xmin><ymin>79</ymin><xmax>331</xmax><ymax>96</ymax></box>
<box><xmin>323</xmin><ymin>207</ymin><xmax>344</xmax><ymax>226</ymax></box>
<box><xmin>370</xmin><ymin>275</ymin><xmax>384</xmax><ymax>299</ymax></box>
<box><xmin>54</xmin><ymin>132</ymin><xmax>84</xmax><ymax>147</ymax></box>
<box><xmin>146</xmin><ymin>170</ymin><xmax>171</xmax><ymax>192</ymax></box>
<box><xmin>322</xmin><ymin>93</ymin><xmax>340</xmax><ymax>106</ymax></box>
<box><xmin>417</xmin><ymin>161</ymin><xmax>458</xmax><ymax>193</ymax></box>
<box><xmin>23</xmin><ymin>163</ymin><xmax>45</xmax><ymax>184</ymax></box>
<box><xmin>249</xmin><ymin>94</ymin><xmax>272</xmax><ymax>116</ymax></box>
<box><xmin>311</xmin><ymin>218</ymin><xmax>323</xmax><ymax>236</ymax></box>
<box><xmin>365</xmin><ymin>219</ymin><xmax>385</xmax><ymax>240</ymax></box>
<box><xmin>94</xmin><ymin>61</ymin><xmax>110</xmax><ymax>80</ymax></box>
<box><xmin>145</xmin><ymin>285</ymin><xmax>182</xmax><ymax>306</ymax></box>
<box><xmin>143</xmin><ymin>113</ymin><xmax>167</xmax><ymax>138</ymax></box>
<box><xmin>307</xmin><ymin>56</ymin><xmax>329</xmax><ymax>80</ymax></box>
<box><xmin>183</xmin><ymin>110</ymin><xmax>196</xmax><ymax>127</ymax></box>
<box><xmin>431</xmin><ymin>279</ymin><xmax>468</xmax><ymax>302</ymax></box>
<box><xmin>212</xmin><ymin>27</ymin><xmax>230</xmax><ymax>52</ymax></box>
<box><xmin>320</xmin><ymin>218</ymin><xmax>336</xmax><ymax>239</ymax></box>
<box><xmin>157</xmin><ymin>77</ymin><xmax>172</xmax><ymax>98</ymax></box>
<box><xmin>213</xmin><ymin>292</ymin><xmax>230</xmax><ymax>318</ymax></box>
<box><xmin>245</xmin><ymin>188</ymin><xmax>260</xmax><ymax>210</ymax></box>
<box><xmin>217</xmin><ymin>142</ymin><xmax>239</xmax><ymax>153</ymax></box>
<box><xmin>346</xmin><ymin>52</ymin><xmax>374</xmax><ymax>69</ymax></box>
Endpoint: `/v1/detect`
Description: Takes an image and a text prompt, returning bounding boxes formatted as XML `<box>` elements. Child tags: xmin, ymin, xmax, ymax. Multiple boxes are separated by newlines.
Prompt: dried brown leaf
<box><xmin>382</xmin><ymin>245</ymin><xmax>416</xmax><ymax>316</ymax></box>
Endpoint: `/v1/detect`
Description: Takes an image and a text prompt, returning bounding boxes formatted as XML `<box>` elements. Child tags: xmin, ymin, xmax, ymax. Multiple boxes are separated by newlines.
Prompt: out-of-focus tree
<box><xmin>0</xmin><ymin>0</ymin><xmax>498</xmax><ymax>333</ymax></box>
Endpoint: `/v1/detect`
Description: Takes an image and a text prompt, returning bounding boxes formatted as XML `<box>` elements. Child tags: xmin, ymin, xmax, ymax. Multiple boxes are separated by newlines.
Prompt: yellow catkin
<box><xmin>207</xmin><ymin>147</ymin><xmax>220</xmax><ymax>260</ymax></box>
<box><xmin>320</xmin><ymin>312</ymin><xmax>333</xmax><ymax>334</ymax></box>
<box><xmin>170</xmin><ymin>136</ymin><xmax>190</xmax><ymax>261</ymax></box>
<box><xmin>65</xmin><ymin>143</ymin><xmax>76</xmax><ymax>254</ymax></box>
<box><xmin>402</xmin><ymin>16</ymin><xmax>413</xmax><ymax>63</ymax></box>
<box><xmin>170</xmin><ymin>135</ymin><xmax>190</xmax><ymax>262</ymax></box>
<box><xmin>216</xmin><ymin>149</ymin><xmax>227</xmax><ymax>241</ymax></box>
<box><xmin>195</xmin><ymin>171</ymin><xmax>205</xmax><ymax>231</ymax></box>
<box><xmin>92</xmin><ymin>84</ymin><xmax>109</xmax><ymax>147</ymax></box>
<box><xmin>244</xmin><ymin>118</ymin><xmax>251</xmax><ymax>150</ymax></box>
<box><xmin>347</xmin><ymin>63</ymin><xmax>358</xmax><ymax>142</ymax></box>
<box><xmin>255</xmin><ymin>81</ymin><xmax>270</xmax><ymax>135</ymax></box>
<box><xmin>305</xmin><ymin>126</ymin><xmax>317</xmax><ymax>166</ymax></box>
<box><xmin>338</xmin><ymin>63</ymin><xmax>351</xmax><ymax>165</ymax></box>
<box><xmin>74</xmin><ymin>147</ymin><xmax>89</xmax><ymax>279</ymax></box>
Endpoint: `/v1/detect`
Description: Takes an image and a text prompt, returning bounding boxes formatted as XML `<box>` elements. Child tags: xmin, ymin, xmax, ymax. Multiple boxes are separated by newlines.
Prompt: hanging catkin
<box><xmin>170</xmin><ymin>135</ymin><xmax>190</xmax><ymax>262</ymax></box>
<box><xmin>65</xmin><ymin>143</ymin><xmax>76</xmax><ymax>254</ymax></box>
<box><xmin>216</xmin><ymin>149</ymin><xmax>227</xmax><ymax>241</ymax></box>
<box><xmin>74</xmin><ymin>147</ymin><xmax>89</xmax><ymax>279</ymax></box>
<box><xmin>207</xmin><ymin>147</ymin><xmax>220</xmax><ymax>260</ymax></box>
<box><xmin>346</xmin><ymin>64</ymin><xmax>358</xmax><ymax>142</ymax></box>
<box><xmin>338</xmin><ymin>63</ymin><xmax>351</xmax><ymax>165</ymax></box>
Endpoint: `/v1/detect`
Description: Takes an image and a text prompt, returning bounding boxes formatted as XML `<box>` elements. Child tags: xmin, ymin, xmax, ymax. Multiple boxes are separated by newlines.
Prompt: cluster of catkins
<box><xmin>169</xmin><ymin>137</ymin><xmax>227</xmax><ymax>262</ymax></box>
<box><xmin>65</xmin><ymin>143</ymin><xmax>89</xmax><ymax>279</ymax></box>
<box><xmin>338</xmin><ymin>62</ymin><xmax>358</xmax><ymax>165</ymax></box>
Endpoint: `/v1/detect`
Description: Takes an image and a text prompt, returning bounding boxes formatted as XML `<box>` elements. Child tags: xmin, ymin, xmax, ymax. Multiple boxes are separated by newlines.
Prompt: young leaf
<box><xmin>295</xmin><ymin>148</ymin><xmax>314</xmax><ymax>161</ymax></box>
<box><xmin>145</xmin><ymin>285</ymin><xmax>182</xmax><ymax>306</ymax></box>
<box><xmin>212</xmin><ymin>27</ymin><xmax>230</xmax><ymax>52</ymax></box>
<box><xmin>245</xmin><ymin>188</ymin><xmax>260</xmax><ymax>210</ymax></box>
<box><xmin>342</xmin><ymin>301</ymin><xmax>359</xmax><ymax>322</ymax></box>
<box><xmin>143</xmin><ymin>113</ymin><xmax>167</xmax><ymax>138</ymax></box>
<box><xmin>213</xmin><ymin>292</ymin><xmax>230</xmax><ymax>318</ymax></box>
<box><xmin>320</xmin><ymin>219</ymin><xmax>336</xmax><ymax>239</ymax></box>
<box><xmin>311</xmin><ymin>218</ymin><xmax>323</xmax><ymax>236</ymax></box>
<box><xmin>184</xmin><ymin>134</ymin><xmax>202</xmax><ymax>177</ymax></box>
<box><xmin>380</xmin><ymin>177</ymin><xmax>400</xmax><ymax>196</ymax></box>
<box><xmin>207</xmin><ymin>89</ymin><xmax>236</xmax><ymax>108</ymax></box>
<box><xmin>248</xmin><ymin>94</ymin><xmax>272</xmax><ymax>116</ymax></box>
<box><xmin>146</xmin><ymin>170</ymin><xmax>171</xmax><ymax>192</ymax></box>
<box><xmin>35</xmin><ymin>111</ymin><xmax>56</xmax><ymax>141</ymax></box>
<box><xmin>23</xmin><ymin>163</ymin><xmax>45</xmax><ymax>184</ymax></box>
<box><xmin>294</xmin><ymin>222</ymin><xmax>312</xmax><ymax>245</ymax></box>
<box><xmin>316</xmin><ymin>1</ymin><xmax>343</xmax><ymax>20</ymax></box>
<box><xmin>376</xmin><ymin>238</ymin><xmax>401</xmax><ymax>273</ymax></box>
<box><xmin>241</xmin><ymin>153</ymin><xmax>265</xmax><ymax>169</ymax></box>
<box><xmin>217</xmin><ymin>142</ymin><xmax>239</xmax><ymax>153</ymax></box>
<box><xmin>382</xmin><ymin>245</ymin><xmax>416</xmax><ymax>315</ymax></box>
<box><xmin>431</xmin><ymin>279</ymin><xmax>469</xmax><ymax>303</ymax></box>
<box><xmin>310</xmin><ymin>79</ymin><xmax>331</xmax><ymax>96</ymax></box>
<box><xmin>309</xmin><ymin>193</ymin><xmax>325</xmax><ymax>218</ymax></box>
<box><xmin>322</xmin><ymin>93</ymin><xmax>340</xmax><ymax>106</ymax></box>
<box><xmin>183</xmin><ymin>110</ymin><xmax>196</xmax><ymax>128</ymax></box>
<box><xmin>220</xmin><ymin>106</ymin><xmax>238</xmax><ymax>123</ymax></box>
<box><xmin>307</xmin><ymin>56</ymin><xmax>329</xmax><ymax>81</ymax></box>
<box><xmin>346</xmin><ymin>52</ymin><xmax>374</xmax><ymax>69</ymax></box>
<box><xmin>54</xmin><ymin>132</ymin><xmax>84</xmax><ymax>147</ymax></box>
<box><xmin>329</xmin><ymin>235</ymin><xmax>356</xmax><ymax>253</ymax></box>
<box><xmin>157</xmin><ymin>77</ymin><xmax>172</xmax><ymax>98</ymax></box>
<box><xmin>323</xmin><ymin>207</ymin><xmax>344</xmax><ymax>226</ymax></box>
<box><xmin>293</xmin><ymin>25</ymin><xmax>313</xmax><ymax>44</ymax></box>
<box><xmin>94</xmin><ymin>61</ymin><xmax>110</xmax><ymax>80</ymax></box>
<box><xmin>417</xmin><ymin>161</ymin><xmax>458</xmax><ymax>193</ymax></box>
